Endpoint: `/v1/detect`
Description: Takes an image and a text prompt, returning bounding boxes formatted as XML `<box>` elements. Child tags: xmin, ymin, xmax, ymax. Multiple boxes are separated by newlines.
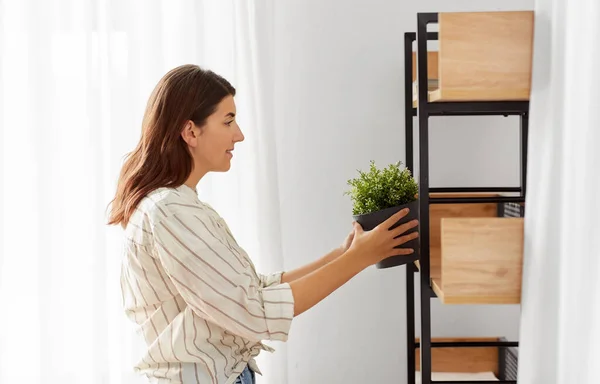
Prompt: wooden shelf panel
<box><xmin>440</xmin><ymin>218</ymin><xmax>524</xmax><ymax>304</ymax></box>
<box><xmin>431</xmin><ymin>278</ymin><xmax>445</xmax><ymax>301</ymax></box>
<box><xmin>412</xmin><ymin>52</ymin><xmax>439</xmax><ymax>83</ymax></box>
<box><xmin>411</xmin><ymin>11</ymin><xmax>534</xmax><ymax>105</ymax></box>
<box><xmin>411</xmin><ymin>51</ymin><xmax>438</xmax><ymax>108</ymax></box>
<box><xmin>414</xmin><ymin>193</ymin><xmax>499</xmax><ymax>282</ymax></box>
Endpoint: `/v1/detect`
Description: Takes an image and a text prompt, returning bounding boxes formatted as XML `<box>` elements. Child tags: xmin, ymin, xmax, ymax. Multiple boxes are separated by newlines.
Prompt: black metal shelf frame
<box><xmin>403</xmin><ymin>12</ymin><xmax>529</xmax><ymax>384</ymax></box>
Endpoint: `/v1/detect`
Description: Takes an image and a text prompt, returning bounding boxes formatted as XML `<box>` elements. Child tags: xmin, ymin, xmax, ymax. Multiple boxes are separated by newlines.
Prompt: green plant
<box><xmin>345</xmin><ymin>160</ymin><xmax>418</xmax><ymax>215</ymax></box>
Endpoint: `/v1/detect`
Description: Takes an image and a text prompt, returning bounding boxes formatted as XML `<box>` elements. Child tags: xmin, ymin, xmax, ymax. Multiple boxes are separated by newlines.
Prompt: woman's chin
<box><xmin>215</xmin><ymin>161</ymin><xmax>232</xmax><ymax>172</ymax></box>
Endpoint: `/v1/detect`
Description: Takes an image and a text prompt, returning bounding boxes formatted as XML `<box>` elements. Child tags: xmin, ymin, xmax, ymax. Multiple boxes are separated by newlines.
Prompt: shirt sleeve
<box><xmin>258</xmin><ymin>271</ymin><xmax>284</xmax><ymax>288</ymax></box>
<box><xmin>152</xmin><ymin>211</ymin><xmax>295</xmax><ymax>343</ymax></box>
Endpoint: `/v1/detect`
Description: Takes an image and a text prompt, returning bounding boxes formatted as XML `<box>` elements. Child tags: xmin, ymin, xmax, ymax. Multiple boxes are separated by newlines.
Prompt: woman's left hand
<box><xmin>340</xmin><ymin>226</ymin><xmax>356</xmax><ymax>253</ymax></box>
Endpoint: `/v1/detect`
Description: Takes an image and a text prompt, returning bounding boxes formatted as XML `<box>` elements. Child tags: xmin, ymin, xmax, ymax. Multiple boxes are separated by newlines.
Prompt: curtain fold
<box><xmin>518</xmin><ymin>1</ymin><xmax>600</xmax><ymax>383</ymax></box>
<box><xmin>0</xmin><ymin>1</ymin><xmax>284</xmax><ymax>383</ymax></box>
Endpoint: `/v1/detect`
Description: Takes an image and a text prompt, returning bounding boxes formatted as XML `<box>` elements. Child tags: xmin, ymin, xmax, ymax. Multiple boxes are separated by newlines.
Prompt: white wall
<box><xmin>272</xmin><ymin>1</ymin><xmax>533</xmax><ymax>383</ymax></box>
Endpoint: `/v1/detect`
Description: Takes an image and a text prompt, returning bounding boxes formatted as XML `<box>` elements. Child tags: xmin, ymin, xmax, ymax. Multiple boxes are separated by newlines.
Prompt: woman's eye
<box><xmin>225</xmin><ymin>121</ymin><xmax>234</xmax><ymax>126</ymax></box>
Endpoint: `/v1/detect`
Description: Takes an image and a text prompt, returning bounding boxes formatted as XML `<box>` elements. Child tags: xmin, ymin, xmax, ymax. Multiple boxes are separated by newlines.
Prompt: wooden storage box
<box><xmin>415</xmin><ymin>337</ymin><xmax>518</xmax><ymax>381</ymax></box>
<box><xmin>437</xmin><ymin>217</ymin><xmax>524</xmax><ymax>304</ymax></box>
<box><xmin>415</xmin><ymin>194</ymin><xmax>525</xmax><ymax>304</ymax></box>
<box><xmin>412</xmin><ymin>10</ymin><xmax>535</xmax><ymax>104</ymax></box>
<box><xmin>416</xmin><ymin>337</ymin><xmax>499</xmax><ymax>375</ymax></box>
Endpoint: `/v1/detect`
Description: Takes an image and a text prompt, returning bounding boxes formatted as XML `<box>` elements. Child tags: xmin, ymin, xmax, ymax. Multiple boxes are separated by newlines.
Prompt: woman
<box><xmin>108</xmin><ymin>64</ymin><xmax>418</xmax><ymax>384</ymax></box>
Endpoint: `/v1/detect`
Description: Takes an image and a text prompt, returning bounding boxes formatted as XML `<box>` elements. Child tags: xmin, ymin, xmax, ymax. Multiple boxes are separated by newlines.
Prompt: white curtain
<box><xmin>518</xmin><ymin>1</ymin><xmax>600</xmax><ymax>383</ymax></box>
<box><xmin>0</xmin><ymin>1</ymin><xmax>285</xmax><ymax>383</ymax></box>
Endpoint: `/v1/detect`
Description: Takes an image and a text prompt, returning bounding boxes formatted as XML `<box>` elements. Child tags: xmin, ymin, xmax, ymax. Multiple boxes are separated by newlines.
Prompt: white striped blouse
<box><xmin>120</xmin><ymin>184</ymin><xmax>295</xmax><ymax>384</ymax></box>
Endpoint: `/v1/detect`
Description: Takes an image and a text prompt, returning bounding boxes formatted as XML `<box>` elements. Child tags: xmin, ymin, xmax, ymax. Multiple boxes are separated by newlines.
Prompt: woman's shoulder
<box><xmin>137</xmin><ymin>185</ymin><xmax>213</xmax><ymax>228</ymax></box>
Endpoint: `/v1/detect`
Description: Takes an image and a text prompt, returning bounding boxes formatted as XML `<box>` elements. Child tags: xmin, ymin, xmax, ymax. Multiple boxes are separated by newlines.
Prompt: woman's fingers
<box><xmin>380</xmin><ymin>208</ymin><xmax>410</xmax><ymax>229</ymax></box>
<box><xmin>391</xmin><ymin>219</ymin><xmax>419</xmax><ymax>237</ymax></box>
<box><xmin>395</xmin><ymin>248</ymin><xmax>415</xmax><ymax>255</ymax></box>
<box><xmin>353</xmin><ymin>221</ymin><xmax>364</xmax><ymax>235</ymax></box>
<box><xmin>394</xmin><ymin>231</ymin><xmax>419</xmax><ymax>247</ymax></box>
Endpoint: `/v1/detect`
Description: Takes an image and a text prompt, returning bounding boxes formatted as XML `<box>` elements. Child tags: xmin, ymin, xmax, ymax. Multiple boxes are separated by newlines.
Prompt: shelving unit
<box><xmin>403</xmin><ymin>10</ymin><xmax>533</xmax><ymax>384</ymax></box>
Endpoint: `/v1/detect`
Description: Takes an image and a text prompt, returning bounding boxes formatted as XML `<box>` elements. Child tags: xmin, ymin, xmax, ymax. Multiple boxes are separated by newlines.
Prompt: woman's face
<box><xmin>183</xmin><ymin>95</ymin><xmax>245</xmax><ymax>174</ymax></box>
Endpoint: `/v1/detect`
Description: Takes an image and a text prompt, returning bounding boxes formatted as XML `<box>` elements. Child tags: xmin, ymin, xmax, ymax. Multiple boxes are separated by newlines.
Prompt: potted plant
<box><xmin>345</xmin><ymin>160</ymin><xmax>419</xmax><ymax>269</ymax></box>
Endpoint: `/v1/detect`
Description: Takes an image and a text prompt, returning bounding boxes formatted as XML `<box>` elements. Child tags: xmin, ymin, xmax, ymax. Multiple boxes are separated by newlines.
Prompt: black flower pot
<box><xmin>352</xmin><ymin>199</ymin><xmax>419</xmax><ymax>269</ymax></box>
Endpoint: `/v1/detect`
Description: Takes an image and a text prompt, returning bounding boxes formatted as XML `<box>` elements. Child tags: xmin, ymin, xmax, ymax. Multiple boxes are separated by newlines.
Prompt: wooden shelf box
<box><xmin>416</xmin><ymin>337</ymin><xmax>501</xmax><ymax>376</ymax></box>
<box><xmin>412</xmin><ymin>10</ymin><xmax>534</xmax><ymax>105</ymax></box>
<box><xmin>415</xmin><ymin>194</ymin><xmax>525</xmax><ymax>304</ymax></box>
<box><xmin>436</xmin><ymin>217</ymin><xmax>524</xmax><ymax>304</ymax></box>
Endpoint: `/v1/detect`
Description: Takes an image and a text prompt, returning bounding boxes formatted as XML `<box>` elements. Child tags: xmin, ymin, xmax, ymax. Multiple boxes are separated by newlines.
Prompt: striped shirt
<box><xmin>120</xmin><ymin>184</ymin><xmax>295</xmax><ymax>383</ymax></box>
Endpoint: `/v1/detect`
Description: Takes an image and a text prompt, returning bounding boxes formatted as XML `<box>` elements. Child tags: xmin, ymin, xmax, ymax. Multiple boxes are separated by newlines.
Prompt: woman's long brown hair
<box><xmin>107</xmin><ymin>64</ymin><xmax>236</xmax><ymax>227</ymax></box>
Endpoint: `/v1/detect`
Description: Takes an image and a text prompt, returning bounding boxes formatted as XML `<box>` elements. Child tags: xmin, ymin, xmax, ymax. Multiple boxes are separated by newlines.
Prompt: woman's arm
<box><xmin>288</xmin><ymin>248</ymin><xmax>366</xmax><ymax>316</ymax></box>
<box><xmin>279</xmin><ymin>246</ymin><xmax>343</xmax><ymax>284</ymax></box>
<box><xmin>276</xmin><ymin>227</ymin><xmax>353</xmax><ymax>284</ymax></box>
<box><xmin>288</xmin><ymin>209</ymin><xmax>418</xmax><ymax>317</ymax></box>
<box><xmin>259</xmin><ymin>229</ymin><xmax>353</xmax><ymax>286</ymax></box>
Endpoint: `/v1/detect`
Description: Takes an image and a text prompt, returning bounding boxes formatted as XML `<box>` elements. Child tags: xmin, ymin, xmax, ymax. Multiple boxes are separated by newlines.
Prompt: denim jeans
<box><xmin>234</xmin><ymin>366</ymin><xmax>255</xmax><ymax>384</ymax></box>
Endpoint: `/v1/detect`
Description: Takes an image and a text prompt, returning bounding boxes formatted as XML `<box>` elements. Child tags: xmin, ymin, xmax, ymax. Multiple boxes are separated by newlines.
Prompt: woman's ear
<box><xmin>181</xmin><ymin>120</ymin><xmax>199</xmax><ymax>147</ymax></box>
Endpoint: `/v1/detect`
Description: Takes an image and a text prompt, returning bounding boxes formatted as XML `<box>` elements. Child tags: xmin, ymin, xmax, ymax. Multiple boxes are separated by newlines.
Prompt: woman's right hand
<box><xmin>348</xmin><ymin>208</ymin><xmax>419</xmax><ymax>267</ymax></box>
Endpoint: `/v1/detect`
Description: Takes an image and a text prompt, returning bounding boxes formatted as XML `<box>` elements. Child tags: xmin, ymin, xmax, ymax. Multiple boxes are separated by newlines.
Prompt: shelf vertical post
<box><xmin>406</xmin><ymin>263</ymin><xmax>416</xmax><ymax>384</ymax></box>
<box><xmin>520</xmin><ymin>112</ymin><xmax>529</xmax><ymax>198</ymax></box>
<box><xmin>404</xmin><ymin>32</ymin><xmax>415</xmax><ymax>173</ymax></box>
<box><xmin>416</xmin><ymin>12</ymin><xmax>436</xmax><ymax>384</ymax></box>
<box><xmin>404</xmin><ymin>31</ymin><xmax>417</xmax><ymax>384</ymax></box>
